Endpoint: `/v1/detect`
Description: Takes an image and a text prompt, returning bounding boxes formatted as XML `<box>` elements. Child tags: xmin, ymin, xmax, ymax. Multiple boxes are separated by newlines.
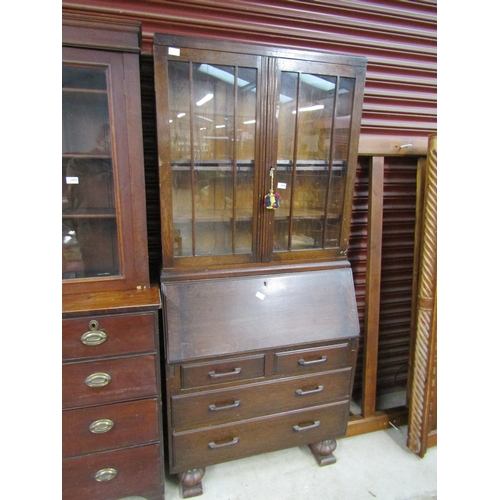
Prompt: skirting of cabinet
<box><xmin>62</xmin><ymin>443</ymin><xmax>163</xmax><ymax>500</ymax></box>
<box><xmin>171</xmin><ymin>400</ymin><xmax>349</xmax><ymax>472</ymax></box>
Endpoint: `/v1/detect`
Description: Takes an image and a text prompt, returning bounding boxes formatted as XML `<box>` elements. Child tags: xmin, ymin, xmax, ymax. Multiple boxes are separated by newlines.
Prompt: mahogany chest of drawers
<box><xmin>162</xmin><ymin>268</ymin><xmax>359</xmax><ymax>498</ymax></box>
<box><xmin>62</xmin><ymin>287</ymin><xmax>165</xmax><ymax>500</ymax></box>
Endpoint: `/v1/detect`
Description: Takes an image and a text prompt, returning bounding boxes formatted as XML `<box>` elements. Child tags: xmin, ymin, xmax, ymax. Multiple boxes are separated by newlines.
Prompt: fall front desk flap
<box><xmin>163</xmin><ymin>268</ymin><xmax>359</xmax><ymax>363</ymax></box>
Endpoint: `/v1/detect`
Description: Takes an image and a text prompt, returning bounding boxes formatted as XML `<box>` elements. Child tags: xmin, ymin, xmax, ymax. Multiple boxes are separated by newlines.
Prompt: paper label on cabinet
<box><xmin>168</xmin><ymin>47</ymin><xmax>181</xmax><ymax>56</ymax></box>
<box><xmin>66</xmin><ymin>177</ymin><xmax>79</xmax><ymax>184</ymax></box>
<box><xmin>255</xmin><ymin>291</ymin><xmax>266</xmax><ymax>300</ymax></box>
<box><xmin>277</xmin><ymin>182</ymin><xmax>287</xmax><ymax>189</ymax></box>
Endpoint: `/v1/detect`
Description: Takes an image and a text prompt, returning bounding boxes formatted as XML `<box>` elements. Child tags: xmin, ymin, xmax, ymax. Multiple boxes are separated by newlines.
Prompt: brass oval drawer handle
<box><xmin>295</xmin><ymin>385</ymin><xmax>324</xmax><ymax>396</ymax></box>
<box><xmin>298</xmin><ymin>356</ymin><xmax>327</xmax><ymax>366</ymax></box>
<box><xmin>81</xmin><ymin>320</ymin><xmax>107</xmax><ymax>346</ymax></box>
<box><xmin>85</xmin><ymin>372</ymin><xmax>111</xmax><ymax>388</ymax></box>
<box><xmin>208</xmin><ymin>367</ymin><xmax>241</xmax><ymax>379</ymax></box>
<box><xmin>208</xmin><ymin>437</ymin><xmax>239</xmax><ymax>449</ymax></box>
<box><xmin>93</xmin><ymin>468</ymin><xmax>118</xmax><ymax>482</ymax></box>
<box><xmin>81</xmin><ymin>330</ymin><xmax>107</xmax><ymax>346</ymax></box>
<box><xmin>293</xmin><ymin>420</ymin><xmax>320</xmax><ymax>432</ymax></box>
<box><xmin>89</xmin><ymin>418</ymin><xmax>114</xmax><ymax>434</ymax></box>
<box><xmin>208</xmin><ymin>400</ymin><xmax>240</xmax><ymax>411</ymax></box>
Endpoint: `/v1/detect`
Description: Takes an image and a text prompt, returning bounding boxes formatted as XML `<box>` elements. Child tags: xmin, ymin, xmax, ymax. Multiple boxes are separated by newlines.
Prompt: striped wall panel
<box><xmin>62</xmin><ymin>0</ymin><xmax>437</xmax><ymax>140</ymax></box>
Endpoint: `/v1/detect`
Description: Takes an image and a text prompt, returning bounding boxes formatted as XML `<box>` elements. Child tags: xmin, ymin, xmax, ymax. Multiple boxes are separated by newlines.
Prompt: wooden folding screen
<box><xmin>407</xmin><ymin>134</ymin><xmax>437</xmax><ymax>456</ymax></box>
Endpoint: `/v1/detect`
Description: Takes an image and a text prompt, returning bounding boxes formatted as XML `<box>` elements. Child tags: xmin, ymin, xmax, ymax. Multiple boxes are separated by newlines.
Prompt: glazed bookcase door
<box><xmin>62</xmin><ymin>47</ymin><xmax>149</xmax><ymax>293</ymax></box>
<box><xmin>265</xmin><ymin>58</ymin><xmax>365</xmax><ymax>263</ymax></box>
<box><xmin>154</xmin><ymin>44</ymin><xmax>263</xmax><ymax>269</ymax></box>
<box><xmin>154</xmin><ymin>35</ymin><xmax>366</xmax><ymax>272</ymax></box>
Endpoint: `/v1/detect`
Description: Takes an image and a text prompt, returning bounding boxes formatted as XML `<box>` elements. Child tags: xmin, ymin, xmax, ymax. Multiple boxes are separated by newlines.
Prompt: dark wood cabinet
<box><xmin>62</xmin><ymin>15</ymin><xmax>165</xmax><ymax>500</ymax></box>
<box><xmin>62</xmin><ymin>288</ymin><xmax>165</xmax><ymax>500</ymax></box>
<box><xmin>62</xmin><ymin>15</ymin><xmax>150</xmax><ymax>295</ymax></box>
<box><xmin>161</xmin><ymin>268</ymin><xmax>360</xmax><ymax>497</ymax></box>
<box><xmin>153</xmin><ymin>34</ymin><xmax>366</xmax><ymax>497</ymax></box>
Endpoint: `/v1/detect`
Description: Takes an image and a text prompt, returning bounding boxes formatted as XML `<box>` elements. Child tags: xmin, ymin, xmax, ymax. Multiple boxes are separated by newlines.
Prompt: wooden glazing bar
<box><xmin>189</xmin><ymin>61</ymin><xmax>196</xmax><ymax>256</ymax></box>
<box><xmin>232</xmin><ymin>65</ymin><xmax>238</xmax><ymax>254</ymax></box>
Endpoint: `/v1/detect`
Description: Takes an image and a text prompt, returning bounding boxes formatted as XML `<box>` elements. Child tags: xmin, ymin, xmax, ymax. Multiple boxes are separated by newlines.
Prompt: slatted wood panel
<box><xmin>348</xmin><ymin>156</ymin><xmax>418</xmax><ymax>399</ymax></box>
<box><xmin>62</xmin><ymin>0</ymin><xmax>437</xmax><ymax>141</ymax></box>
<box><xmin>139</xmin><ymin>54</ymin><xmax>162</xmax><ymax>280</ymax></box>
<box><xmin>348</xmin><ymin>158</ymin><xmax>370</xmax><ymax>397</ymax></box>
<box><xmin>378</xmin><ymin>157</ymin><xmax>418</xmax><ymax>395</ymax></box>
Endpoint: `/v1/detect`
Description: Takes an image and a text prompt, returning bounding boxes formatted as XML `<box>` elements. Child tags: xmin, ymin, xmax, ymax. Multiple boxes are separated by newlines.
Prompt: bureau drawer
<box><xmin>171</xmin><ymin>401</ymin><xmax>349</xmax><ymax>473</ymax></box>
<box><xmin>274</xmin><ymin>342</ymin><xmax>355</xmax><ymax>375</ymax></box>
<box><xmin>181</xmin><ymin>355</ymin><xmax>265</xmax><ymax>389</ymax></box>
<box><xmin>62</xmin><ymin>355</ymin><xmax>157</xmax><ymax>408</ymax></box>
<box><xmin>62</xmin><ymin>443</ymin><xmax>162</xmax><ymax>500</ymax></box>
<box><xmin>171</xmin><ymin>368</ymin><xmax>353</xmax><ymax>431</ymax></box>
<box><xmin>62</xmin><ymin>312</ymin><xmax>156</xmax><ymax>361</ymax></box>
<box><xmin>63</xmin><ymin>398</ymin><xmax>159</xmax><ymax>459</ymax></box>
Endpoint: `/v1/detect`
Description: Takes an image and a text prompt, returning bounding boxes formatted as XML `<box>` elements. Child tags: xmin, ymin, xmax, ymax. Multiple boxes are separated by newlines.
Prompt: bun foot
<box><xmin>178</xmin><ymin>468</ymin><xmax>206</xmax><ymax>498</ymax></box>
<box><xmin>309</xmin><ymin>438</ymin><xmax>337</xmax><ymax>466</ymax></box>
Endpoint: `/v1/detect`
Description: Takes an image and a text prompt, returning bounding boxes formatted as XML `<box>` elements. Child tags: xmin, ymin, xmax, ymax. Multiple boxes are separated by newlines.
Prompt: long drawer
<box><xmin>62</xmin><ymin>312</ymin><xmax>156</xmax><ymax>361</ymax></box>
<box><xmin>62</xmin><ymin>355</ymin><xmax>157</xmax><ymax>408</ymax></box>
<box><xmin>62</xmin><ymin>443</ymin><xmax>162</xmax><ymax>500</ymax></box>
<box><xmin>63</xmin><ymin>398</ymin><xmax>159</xmax><ymax>459</ymax></box>
<box><xmin>171</xmin><ymin>368</ymin><xmax>352</xmax><ymax>431</ymax></box>
<box><xmin>171</xmin><ymin>401</ymin><xmax>349</xmax><ymax>473</ymax></box>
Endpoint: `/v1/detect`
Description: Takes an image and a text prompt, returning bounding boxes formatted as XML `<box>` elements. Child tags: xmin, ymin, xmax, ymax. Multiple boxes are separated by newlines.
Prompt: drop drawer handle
<box><xmin>89</xmin><ymin>418</ymin><xmax>114</xmax><ymax>434</ymax></box>
<box><xmin>295</xmin><ymin>385</ymin><xmax>324</xmax><ymax>396</ymax></box>
<box><xmin>298</xmin><ymin>356</ymin><xmax>327</xmax><ymax>366</ymax></box>
<box><xmin>81</xmin><ymin>320</ymin><xmax>107</xmax><ymax>346</ymax></box>
<box><xmin>293</xmin><ymin>420</ymin><xmax>320</xmax><ymax>432</ymax></box>
<box><xmin>208</xmin><ymin>367</ymin><xmax>242</xmax><ymax>379</ymax></box>
<box><xmin>93</xmin><ymin>468</ymin><xmax>118</xmax><ymax>482</ymax></box>
<box><xmin>85</xmin><ymin>372</ymin><xmax>111</xmax><ymax>388</ymax></box>
<box><xmin>209</xmin><ymin>400</ymin><xmax>241</xmax><ymax>411</ymax></box>
<box><xmin>208</xmin><ymin>437</ymin><xmax>239</xmax><ymax>449</ymax></box>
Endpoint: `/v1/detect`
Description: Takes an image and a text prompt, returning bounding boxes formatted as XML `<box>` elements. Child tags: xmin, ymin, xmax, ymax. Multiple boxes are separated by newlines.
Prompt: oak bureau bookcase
<box><xmin>153</xmin><ymin>33</ymin><xmax>366</xmax><ymax>498</ymax></box>
<box><xmin>62</xmin><ymin>15</ymin><xmax>165</xmax><ymax>500</ymax></box>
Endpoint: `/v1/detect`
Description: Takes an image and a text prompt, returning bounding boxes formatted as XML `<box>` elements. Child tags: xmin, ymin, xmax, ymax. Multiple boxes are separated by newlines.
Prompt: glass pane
<box><xmin>62</xmin><ymin>65</ymin><xmax>120</xmax><ymax>279</ymax></box>
<box><xmin>325</xmin><ymin>77</ymin><xmax>355</xmax><ymax>248</ymax></box>
<box><xmin>168</xmin><ymin>61</ymin><xmax>193</xmax><ymax>255</ymax></box>
<box><xmin>235</xmin><ymin>67</ymin><xmax>257</xmax><ymax>254</ymax></box>
<box><xmin>275</xmin><ymin>72</ymin><xmax>338</xmax><ymax>251</ymax></box>
<box><xmin>168</xmin><ymin>60</ymin><xmax>256</xmax><ymax>257</ymax></box>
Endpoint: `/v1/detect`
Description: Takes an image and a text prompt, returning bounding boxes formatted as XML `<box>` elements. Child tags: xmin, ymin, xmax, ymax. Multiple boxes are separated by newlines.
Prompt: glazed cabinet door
<box><xmin>266</xmin><ymin>57</ymin><xmax>365</xmax><ymax>262</ymax></box>
<box><xmin>154</xmin><ymin>43</ymin><xmax>264</xmax><ymax>269</ymax></box>
<box><xmin>153</xmin><ymin>35</ymin><xmax>366</xmax><ymax>272</ymax></box>
<box><xmin>62</xmin><ymin>45</ymin><xmax>149</xmax><ymax>294</ymax></box>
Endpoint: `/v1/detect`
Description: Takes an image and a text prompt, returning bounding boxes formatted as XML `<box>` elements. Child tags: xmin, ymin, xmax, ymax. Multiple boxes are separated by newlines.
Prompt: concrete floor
<box><xmin>161</xmin><ymin>424</ymin><xmax>437</xmax><ymax>500</ymax></box>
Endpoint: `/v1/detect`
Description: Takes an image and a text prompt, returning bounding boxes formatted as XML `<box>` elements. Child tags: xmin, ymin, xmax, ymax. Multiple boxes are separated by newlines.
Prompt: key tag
<box><xmin>264</xmin><ymin>167</ymin><xmax>280</xmax><ymax>210</ymax></box>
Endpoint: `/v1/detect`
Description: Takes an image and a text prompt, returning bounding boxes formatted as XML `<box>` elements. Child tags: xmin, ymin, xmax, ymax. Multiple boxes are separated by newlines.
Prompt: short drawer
<box><xmin>62</xmin><ymin>312</ymin><xmax>156</xmax><ymax>361</ymax></box>
<box><xmin>181</xmin><ymin>355</ymin><xmax>265</xmax><ymax>389</ymax></box>
<box><xmin>171</xmin><ymin>368</ymin><xmax>353</xmax><ymax>431</ymax></box>
<box><xmin>171</xmin><ymin>401</ymin><xmax>349</xmax><ymax>473</ymax></box>
<box><xmin>62</xmin><ymin>398</ymin><xmax>159</xmax><ymax>459</ymax></box>
<box><xmin>274</xmin><ymin>342</ymin><xmax>355</xmax><ymax>375</ymax></box>
<box><xmin>62</xmin><ymin>355</ymin><xmax>157</xmax><ymax>408</ymax></box>
<box><xmin>62</xmin><ymin>443</ymin><xmax>162</xmax><ymax>500</ymax></box>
